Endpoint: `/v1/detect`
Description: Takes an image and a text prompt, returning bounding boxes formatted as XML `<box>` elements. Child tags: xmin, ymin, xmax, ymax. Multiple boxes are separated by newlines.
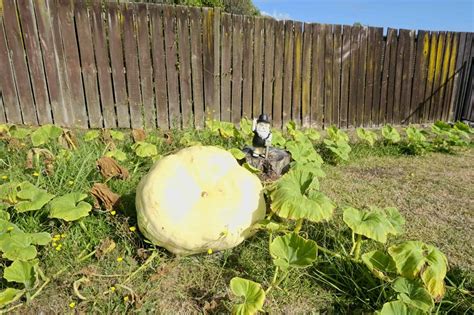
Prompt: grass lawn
<box><xmin>0</xmin><ymin>125</ymin><xmax>472</xmax><ymax>313</ymax></box>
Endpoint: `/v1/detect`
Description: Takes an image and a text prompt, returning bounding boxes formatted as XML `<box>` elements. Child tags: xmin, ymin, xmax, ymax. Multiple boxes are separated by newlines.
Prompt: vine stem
<box><xmin>354</xmin><ymin>234</ymin><xmax>363</xmax><ymax>261</ymax></box>
<box><xmin>122</xmin><ymin>251</ymin><xmax>158</xmax><ymax>285</ymax></box>
<box><xmin>293</xmin><ymin>219</ymin><xmax>304</xmax><ymax>233</ymax></box>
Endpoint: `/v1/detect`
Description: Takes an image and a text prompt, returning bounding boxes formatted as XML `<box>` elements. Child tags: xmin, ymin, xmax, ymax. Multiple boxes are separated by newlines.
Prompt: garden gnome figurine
<box><xmin>252</xmin><ymin>114</ymin><xmax>272</xmax><ymax>158</ymax></box>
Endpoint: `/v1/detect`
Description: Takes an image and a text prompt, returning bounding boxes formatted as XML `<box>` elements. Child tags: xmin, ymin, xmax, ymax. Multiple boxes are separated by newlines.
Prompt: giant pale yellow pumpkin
<box><xmin>135</xmin><ymin>146</ymin><xmax>266</xmax><ymax>255</ymax></box>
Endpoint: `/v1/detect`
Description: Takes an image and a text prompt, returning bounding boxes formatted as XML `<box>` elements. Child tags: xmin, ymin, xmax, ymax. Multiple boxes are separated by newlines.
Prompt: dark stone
<box><xmin>242</xmin><ymin>146</ymin><xmax>291</xmax><ymax>181</ymax></box>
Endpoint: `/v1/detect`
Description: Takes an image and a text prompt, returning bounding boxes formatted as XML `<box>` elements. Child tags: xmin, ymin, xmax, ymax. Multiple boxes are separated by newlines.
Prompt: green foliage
<box><xmin>392</xmin><ymin>277</ymin><xmax>434</xmax><ymax>312</ymax></box>
<box><xmin>48</xmin><ymin>193</ymin><xmax>93</xmax><ymax>222</ymax></box>
<box><xmin>84</xmin><ymin>130</ymin><xmax>100</xmax><ymax>142</ymax></box>
<box><xmin>132</xmin><ymin>141</ymin><xmax>159</xmax><ymax>158</ymax></box>
<box><xmin>105</xmin><ymin>149</ymin><xmax>127</xmax><ymax>161</ymax></box>
<box><xmin>228</xmin><ymin>148</ymin><xmax>246</xmax><ymax>160</ymax></box>
<box><xmin>270</xmin><ymin>233</ymin><xmax>317</xmax><ymax>270</ymax></box>
<box><xmin>0</xmin><ymin>288</ymin><xmax>24</xmax><ymax>308</ymax></box>
<box><xmin>9</xmin><ymin>126</ymin><xmax>31</xmax><ymax>139</ymax></box>
<box><xmin>356</xmin><ymin>128</ymin><xmax>378</xmax><ymax>146</ymax></box>
<box><xmin>14</xmin><ymin>182</ymin><xmax>55</xmax><ymax>213</ymax></box>
<box><xmin>401</xmin><ymin>127</ymin><xmax>430</xmax><ymax>155</ymax></box>
<box><xmin>230</xmin><ymin>277</ymin><xmax>265</xmax><ymax>315</ymax></box>
<box><xmin>323</xmin><ymin>126</ymin><xmax>351</xmax><ymax>163</ymax></box>
<box><xmin>382</xmin><ymin>125</ymin><xmax>401</xmax><ymax>144</ymax></box>
<box><xmin>30</xmin><ymin>124</ymin><xmax>62</xmax><ymax>146</ymax></box>
<box><xmin>3</xmin><ymin>260</ymin><xmax>38</xmax><ymax>288</ymax></box>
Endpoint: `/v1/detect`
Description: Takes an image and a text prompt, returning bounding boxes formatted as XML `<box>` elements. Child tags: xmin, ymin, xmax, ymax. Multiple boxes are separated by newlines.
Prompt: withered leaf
<box><xmin>100</xmin><ymin>129</ymin><xmax>117</xmax><ymax>151</ymax></box>
<box><xmin>26</xmin><ymin>148</ymin><xmax>55</xmax><ymax>175</ymax></box>
<box><xmin>59</xmin><ymin>129</ymin><xmax>78</xmax><ymax>150</ymax></box>
<box><xmin>163</xmin><ymin>132</ymin><xmax>173</xmax><ymax>145</ymax></box>
<box><xmin>96</xmin><ymin>156</ymin><xmax>129</xmax><ymax>180</ymax></box>
<box><xmin>95</xmin><ymin>237</ymin><xmax>116</xmax><ymax>259</ymax></box>
<box><xmin>132</xmin><ymin>129</ymin><xmax>147</xmax><ymax>143</ymax></box>
<box><xmin>90</xmin><ymin>183</ymin><xmax>121</xmax><ymax>211</ymax></box>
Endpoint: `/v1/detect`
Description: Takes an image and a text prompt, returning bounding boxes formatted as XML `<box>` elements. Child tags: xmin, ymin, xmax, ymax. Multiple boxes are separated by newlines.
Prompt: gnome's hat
<box><xmin>257</xmin><ymin>114</ymin><xmax>270</xmax><ymax>124</ymax></box>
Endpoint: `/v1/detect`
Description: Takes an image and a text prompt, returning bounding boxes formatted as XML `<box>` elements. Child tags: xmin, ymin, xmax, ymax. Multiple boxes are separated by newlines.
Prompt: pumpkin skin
<box><xmin>136</xmin><ymin>146</ymin><xmax>266</xmax><ymax>255</ymax></box>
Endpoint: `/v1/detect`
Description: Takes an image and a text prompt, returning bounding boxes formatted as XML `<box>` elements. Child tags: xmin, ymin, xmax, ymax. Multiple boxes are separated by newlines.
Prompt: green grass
<box><xmin>0</xmin><ymin>127</ymin><xmax>473</xmax><ymax>313</ymax></box>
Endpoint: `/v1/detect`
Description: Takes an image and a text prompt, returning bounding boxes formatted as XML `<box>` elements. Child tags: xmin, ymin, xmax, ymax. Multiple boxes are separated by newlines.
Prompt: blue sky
<box><xmin>254</xmin><ymin>0</ymin><xmax>473</xmax><ymax>32</ymax></box>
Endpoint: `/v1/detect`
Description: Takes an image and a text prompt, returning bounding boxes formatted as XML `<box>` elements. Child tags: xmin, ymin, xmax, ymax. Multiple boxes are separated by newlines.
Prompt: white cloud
<box><xmin>261</xmin><ymin>10</ymin><xmax>291</xmax><ymax>21</ymax></box>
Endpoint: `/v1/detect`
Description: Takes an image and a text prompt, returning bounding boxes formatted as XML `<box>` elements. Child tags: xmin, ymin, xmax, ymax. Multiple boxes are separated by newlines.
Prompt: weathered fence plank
<box><xmin>311</xmin><ymin>23</ymin><xmax>324</xmax><ymax>128</ymax></box>
<box><xmin>324</xmin><ymin>24</ymin><xmax>333</xmax><ymax>126</ymax></box>
<box><xmin>220</xmin><ymin>13</ymin><xmax>232</xmax><ymax>122</ymax></box>
<box><xmin>372</xmin><ymin>27</ymin><xmax>383</xmax><ymax>126</ymax></box>
<box><xmin>241</xmin><ymin>15</ymin><xmax>254</xmax><ymax>119</ymax></box>
<box><xmin>400</xmin><ymin>29</ymin><xmax>416</xmax><ymax>124</ymax></box>
<box><xmin>0</xmin><ymin>92</ymin><xmax>5</xmax><ymax>123</ymax></box>
<box><xmin>0</xmin><ymin>15</ymin><xmax>22</xmax><ymax>124</ymax></box>
<box><xmin>263</xmin><ymin>17</ymin><xmax>275</xmax><ymax>121</ymax></box>
<box><xmin>393</xmin><ymin>29</ymin><xmax>406</xmax><ymax>125</ymax></box>
<box><xmin>430</xmin><ymin>32</ymin><xmax>446</xmax><ymax>121</ymax></box>
<box><xmin>348</xmin><ymin>25</ymin><xmax>360</xmax><ymax>127</ymax></box>
<box><xmin>357</xmin><ymin>26</ymin><xmax>368</xmax><ymax>126</ymax></box>
<box><xmin>231</xmin><ymin>14</ymin><xmax>243</xmax><ymax>124</ymax></box>
<box><xmin>332</xmin><ymin>25</ymin><xmax>342</xmax><ymax>126</ymax></box>
<box><xmin>282</xmin><ymin>20</ymin><xmax>294</xmax><ymax>127</ymax></box>
<box><xmin>18</xmin><ymin>0</ymin><xmax>52</xmax><ymax>125</ymax></box>
<box><xmin>137</xmin><ymin>4</ymin><xmax>156</xmax><ymax>129</ymax></box>
<box><xmin>189</xmin><ymin>7</ymin><xmax>204</xmax><ymax>128</ymax></box>
<box><xmin>423</xmin><ymin>32</ymin><xmax>438</xmax><ymax>121</ymax></box>
<box><xmin>364</xmin><ymin>27</ymin><xmax>375</xmax><ymax>126</ymax></box>
<box><xmin>91</xmin><ymin>2</ymin><xmax>115</xmax><ymax>128</ymax></box>
<box><xmin>438</xmin><ymin>32</ymin><xmax>453</xmax><ymax>121</ymax></box>
<box><xmin>252</xmin><ymin>17</ymin><xmax>264</xmax><ymax>118</ymax></box>
<box><xmin>272</xmin><ymin>20</ymin><xmax>284</xmax><ymax>129</ymax></box>
<box><xmin>443</xmin><ymin>33</ymin><xmax>459</xmax><ymax>121</ymax></box>
<box><xmin>410</xmin><ymin>30</ymin><xmax>429</xmax><ymax>123</ymax></box>
<box><xmin>450</xmin><ymin>32</ymin><xmax>467</xmax><ymax>120</ymax></box>
<box><xmin>340</xmin><ymin>25</ymin><xmax>351</xmax><ymax>128</ymax></box>
<box><xmin>150</xmin><ymin>5</ymin><xmax>168</xmax><ymax>129</ymax></box>
<box><xmin>386</xmin><ymin>28</ymin><xmax>398</xmax><ymax>124</ymax></box>
<box><xmin>202</xmin><ymin>8</ymin><xmax>220</xmax><ymax>121</ymax></box>
<box><xmin>301</xmin><ymin>22</ymin><xmax>312</xmax><ymax>127</ymax></box>
<box><xmin>75</xmin><ymin>2</ymin><xmax>102</xmax><ymax>128</ymax></box>
<box><xmin>292</xmin><ymin>21</ymin><xmax>303</xmax><ymax>125</ymax></box>
<box><xmin>176</xmin><ymin>6</ymin><xmax>193</xmax><ymax>128</ymax></box>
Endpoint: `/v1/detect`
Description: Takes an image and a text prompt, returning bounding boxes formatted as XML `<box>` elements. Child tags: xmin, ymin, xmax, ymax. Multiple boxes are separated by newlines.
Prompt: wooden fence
<box><xmin>0</xmin><ymin>0</ymin><xmax>473</xmax><ymax>129</ymax></box>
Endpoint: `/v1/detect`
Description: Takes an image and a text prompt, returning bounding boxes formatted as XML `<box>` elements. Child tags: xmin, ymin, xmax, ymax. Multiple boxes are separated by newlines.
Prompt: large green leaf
<box><xmin>0</xmin><ymin>209</ymin><xmax>10</xmax><ymax>220</ymax></box>
<box><xmin>0</xmin><ymin>287</ymin><xmax>24</xmax><ymax>308</ymax></box>
<box><xmin>270</xmin><ymin>233</ymin><xmax>317</xmax><ymax>270</ymax></box>
<box><xmin>356</xmin><ymin>128</ymin><xmax>378</xmax><ymax>146</ymax></box>
<box><xmin>0</xmin><ymin>182</ymin><xmax>20</xmax><ymax>204</ymax></box>
<box><xmin>48</xmin><ymin>193</ymin><xmax>92</xmax><ymax>221</ymax></box>
<box><xmin>392</xmin><ymin>278</ymin><xmax>434</xmax><ymax>312</ymax></box>
<box><xmin>271</xmin><ymin>130</ymin><xmax>286</xmax><ymax>147</ymax></box>
<box><xmin>29</xmin><ymin>232</ymin><xmax>51</xmax><ymax>245</ymax></box>
<box><xmin>14</xmin><ymin>182</ymin><xmax>54</xmax><ymax>212</ymax></box>
<box><xmin>84</xmin><ymin>130</ymin><xmax>100</xmax><ymax>141</ymax></box>
<box><xmin>239</xmin><ymin>118</ymin><xmax>254</xmax><ymax>138</ymax></box>
<box><xmin>326</xmin><ymin>125</ymin><xmax>349</xmax><ymax>142</ymax></box>
<box><xmin>323</xmin><ymin>139</ymin><xmax>351</xmax><ymax>161</ymax></box>
<box><xmin>30</xmin><ymin>124</ymin><xmax>62</xmax><ymax>146</ymax></box>
<box><xmin>229</xmin><ymin>148</ymin><xmax>246</xmax><ymax>160</ymax></box>
<box><xmin>343</xmin><ymin>207</ymin><xmax>403</xmax><ymax>243</ymax></box>
<box><xmin>362</xmin><ymin>250</ymin><xmax>397</xmax><ymax>280</ymax></box>
<box><xmin>382</xmin><ymin>125</ymin><xmax>401</xmax><ymax>143</ymax></box>
<box><xmin>109</xmin><ymin>130</ymin><xmax>125</xmax><ymax>141</ymax></box>
<box><xmin>132</xmin><ymin>141</ymin><xmax>158</xmax><ymax>158</ymax></box>
<box><xmin>303</xmin><ymin>128</ymin><xmax>321</xmax><ymax>141</ymax></box>
<box><xmin>285</xmin><ymin>140</ymin><xmax>323</xmax><ymax>166</ymax></box>
<box><xmin>388</xmin><ymin>241</ymin><xmax>448</xmax><ymax>300</ymax></box>
<box><xmin>270</xmin><ymin>169</ymin><xmax>334</xmax><ymax>222</ymax></box>
<box><xmin>230</xmin><ymin>277</ymin><xmax>265</xmax><ymax>315</ymax></box>
<box><xmin>9</xmin><ymin>126</ymin><xmax>31</xmax><ymax>139</ymax></box>
<box><xmin>376</xmin><ymin>300</ymin><xmax>424</xmax><ymax>315</ymax></box>
<box><xmin>0</xmin><ymin>230</ymin><xmax>37</xmax><ymax>261</ymax></box>
<box><xmin>105</xmin><ymin>149</ymin><xmax>127</xmax><ymax>161</ymax></box>
<box><xmin>3</xmin><ymin>260</ymin><xmax>38</xmax><ymax>288</ymax></box>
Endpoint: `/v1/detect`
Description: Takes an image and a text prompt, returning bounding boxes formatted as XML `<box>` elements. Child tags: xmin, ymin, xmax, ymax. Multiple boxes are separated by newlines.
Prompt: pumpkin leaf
<box><xmin>382</xmin><ymin>125</ymin><xmax>401</xmax><ymax>143</ymax></box>
<box><xmin>357</xmin><ymin>128</ymin><xmax>378</xmax><ymax>146</ymax></box>
<box><xmin>271</xmin><ymin>130</ymin><xmax>286</xmax><ymax>147</ymax></box>
<box><xmin>303</xmin><ymin>128</ymin><xmax>321</xmax><ymax>141</ymax></box>
<box><xmin>0</xmin><ymin>209</ymin><xmax>10</xmax><ymax>220</ymax></box>
<box><xmin>376</xmin><ymin>300</ymin><xmax>425</xmax><ymax>315</ymax></box>
<box><xmin>362</xmin><ymin>250</ymin><xmax>397</xmax><ymax>280</ymax></box>
<box><xmin>229</xmin><ymin>148</ymin><xmax>246</xmax><ymax>160</ymax></box>
<box><xmin>49</xmin><ymin>193</ymin><xmax>92</xmax><ymax>221</ymax></box>
<box><xmin>132</xmin><ymin>141</ymin><xmax>158</xmax><ymax>158</ymax></box>
<box><xmin>14</xmin><ymin>182</ymin><xmax>54</xmax><ymax>213</ymax></box>
<box><xmin>105</xmin><ymin>149</ymin><xmax>127</xmax><ymax>161</ymax></box>
<box><xmin>9</xmin><ymin>126</ymin><xmax>31</xmax><ymax>139</ymax></box>
<box><xmin>29</xmin><ymin>232</ymin><xmax>51</xmax><ymax>245</ymax></box>
<box><xmin>270</xmin><ymin>233</ymin><xmax>317</xmax><ymax>270</ymax></box>
<box><xmin>242</xmin><ymin>162</ymin><xmax>261</xmax><ymax>174</ymax></box>
<box><xmin>270</xmin><ymin>169</ymin><xmax>334</xmax><ymax>222</ymax></box>
<box><xmin>0</xmin><ymin>230</ymin><xmax>37</xmax><ymax>261</ymax></box>
<box><xmin>3</xmin><ymin>259</ymin><xmax>38</xmax><ymax>288</ymax></box>
<box><xmin>84</xmin><ymin>130</ymin><xmax>100</xmax><ymax>141</ymax></box>
<box><xmin>31</xmin><ymin>124</ymin><xmax>62</xmax><ymax>146</ymax></box>
<box><xmin>239</xmin><ymin>117</ymin><xmax>253</xmax><ymax>138</ymax></box>
<box><xmin>230</xmin><ymin>277</ymin><xmax>265</xmax><ymax>315</ymax></box>
<box><xmin>343</xmin><ymin>207</ymin><xmax>402</xmax><ymax>243</ymax></box>
<box><xmin>109</xmin><ymin>130</ymin><xmax>125</xmax><ymax>141</ymax></box>
<box><xmin>392</xmin><ymin>277</ymin><xmax>434</xmax><ymax>312</ymax></box>
<box><xmin>388</xmin><ymin>241</ymin><xmax>448</xmax><ymax>300</ymax></box>
<box><xmin>0</xmin><ymin>182</ymin><xmax>20</xmax><ymax>204</ymax></box>
<box><xmin>0</xmin><ymin>288</ymin><xmax>25</xmax><ymax>308</ymax></box>
<box><xmin>285</xmin><ymin>140</ymin><xmax>323</xmax><ymax>166</ymax></box>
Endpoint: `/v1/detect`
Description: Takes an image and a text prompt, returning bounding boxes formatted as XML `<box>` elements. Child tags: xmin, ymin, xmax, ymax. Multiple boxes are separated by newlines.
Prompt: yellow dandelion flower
<box><xmin>1</xmin><ymin>175</ymin><xmax>8</xmax><ymax>180</ymax></box>
<box><xmin>117</xmin><ymin>256</ymin><xmax>123</xmax><ymax>262</ymax></box>
<box><xmin>110</xmin><ymin>286</ymin><xmax>116</xmax><ymax>292</ymax></box>
<box><xmin>61</xmin><ymin>233</ymin><xmax>66</xmax><ymax>238</ymax></box>
<box><xmin>69</xmin><ymin>302</ymin><xmax>76</xmax><ymax>308</ymax></box>
<box><xmin>6</xmin><ymin>226</ymin><xmax>14</xmax><ymax>232</ymax></box>
<box><xmin>52</xmin><ymin>242</ymin><xmax>57</xmax><ymax>247</ymax></box>
<box><xmin>68</xmin><ymin>181</ymin><xmax>74</xmax><ymax>186</ymax></box>
<box><xmin>55</xmin><ymin>244</ymin><xmax>62</xmax><ymax>251</ymax></box>
<box><xmin>32</xmin><ymin>172</ymin><xmax>40</xmax><ymax>177</ymax></box>
<box><xmin>129</xmin><ymin>226</ymin><xmax>136</xmax><ymax>232</ymax></box>
<box><xmin>207</xmin><ymin>248</ymin><xmax>213</xmax><ymax>255</ymax></box>
<box><xmin>111</xmin><ymin>210</ymin><xmax>116</xmax><ymax>216</ymax></box>
<box><xmin>123</xmin><ymin>296</ymin><xmax>129</xmax><ymax>302</ymax></box>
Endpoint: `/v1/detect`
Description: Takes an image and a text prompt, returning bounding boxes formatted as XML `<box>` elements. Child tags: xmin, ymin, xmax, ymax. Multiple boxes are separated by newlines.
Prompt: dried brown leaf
<box><xmin>59</xmin><ymin>129</ymin><xmax>78</xmax><ymax>150</ymax></box>
<box><xmin>95</xmin><ymin>238</ymin><xmax>117</xmax><ymax>259</ymax></box>
<box><xmin>26</xmin><ymin>148</ymin><xmax>55</xmax><ymax>175</ymax></box>
<box><xmin>163</xmin><ymin>132</ymin><xmax>173</xmax><ymax>145</ymax></box>
<box><xmin>96</xmin><ymin>156</ymin><xmax>129</xmax><ymax>180</ymax></box>
<box><xmin>90</xmin><ymin>183</ymin><xmax>121</xmax><ymax>211</ymax></box>
<box><xmin>132</xmin><ymin>129</ymin><xmax>147</xmax><ymax>143</ymax></box>
<box><xmin>101</xmin><ymin>129</ymin><xmax>116</xmax><ymax>151</ymax></box>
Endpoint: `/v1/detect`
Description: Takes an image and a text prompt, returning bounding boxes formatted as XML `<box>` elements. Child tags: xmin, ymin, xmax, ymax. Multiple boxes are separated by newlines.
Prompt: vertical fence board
<box><xmin>444</xmin><ymin>33</ymin><xmax>459</xmax><ymax>121</ymax></box>
<box><xmin>137</xmin><ymin>4</ymin><xmax>155</xmax><ymax>129</ymax></box>
<box><xmin>323</xmin><ymin>24</ymin><xmax>333</xmax><ymax>127</ymax></box>
<box><xmin>272</xmin><ymin>20</ymin><xmax>284</xmax><ymax>129</ymax></box>
<box><xmin>379</xmin><ymin>30</ymin><xmax>391</xmax><ymax>124</ymax></box>
<box><xmin>75</xmin><ymin>2</ymin><xmax>102</xmax><ymax>128</ymax></box>
<box><xmin>458</xmin><ymin>34</ymin><xmax>473</xmax><ymax>120</ymax></box>
<box><xmin>410</xmin><ymin>31</ymin><xmax>429</xmax><ymax>123</ymax></box>
<box><xmin>18</xmin><ymin>0</ymin><xmax>52</xmax><ymax>125</ymax></box>
<box><xmin>150</xmin><ymin>6</ymin><xmax>168</xmax><ymax>129</ymax></box>
<box><xmin>107</xmin><ymin>3</ymin><xmax>129</xmax><ymax>128</ymax></box>
<box><xmin>252</xmin><ymin>17</ymin><xmax>264</xmax><ymax>117</ymax></box>
<box><xmin>163</xmin><ymin>6</ymin><xmax>180</xmax><ymax>128</ymax></box>
<box><xmin>58</xmin><ymin>0</ymin><xmax>88</xmax><ymax>127</ymax></box>
<box><xmin>3</xmin><ymin>0</ymin><xmax>37</xmax><ymax>125</ymax></box>
<box><xmin>90</xmin><ymin>2</ymin><xmax>115</xmax><ymax>128</ymax></box>
<box><xmin>386</xmin><ymin>28</ymin><xmax>398</xmax><ymax>124</ymax></box>
<box><xmin>202</xmin><ymin>8</ymin><xmax>220</xmax><ymax>121</ymax></box>
<box><xmin>301</xmin><ymin>22</ymin><xmax>312</xmax><ymax>127</ymax></box>
<box><xmin>364</xmin><ymin>27</ymin><xmax>375</xmax><ymax>126</ymax></box>
<box><xmin>437</xmin><ymin>32</ymin><xmax>453</xmax><ymax>120</ymax></box>
<box><xmin>450</xmin><ymin>32</ymin><xmax>467</xmax><ymax>119</ymax></box>
<box><xmin>332</xmin><ymin>25</ymin><xmax>341</xmax><ymax>127</ymax></box>
<box><xmin>231</xmin><ymin>15</ymin><xmax>243</xmax><ymax>124</ymax></box>
<box><xmin>220</xmin><ymin>13</ymin><xmax>232</xmax><ymax>122</ymax></box>
<box><xmin>0</xmin><ymin>15</ymin><xmax>22</xmax><ymax>124</ymax></box>
<box><xmin>339</xmin><ymin>25</ymin><xmax>351</xmax><ymax>128</ymax></box>
<box><xmin>123</xmin><ymin>5</ymin><xmax>143</xmax><ymax>128</ymax></box>
<box><xmin>282</xmin><ymin>20</ymin><xmax>294</xmax><ymax>127</ymax></box>
<box><xmin>400</xmin><ymin>30</ymin><xmax>415</xmax><ymax>123</ymax></box>
<box><xmin>356</xmin><ymin>27</ymin><xmax>368</xmax><ymax>126</ymax></box>
<box><xmin>189</xmin><ymin>7</ymin><xmax>204</xmax><ymax>128</ymax></box>
<box><xmin>393</xmin><ymin>29</ymin><xmax>406</xmax><ymax>125</ymax></box>
<box><xmin>430</xmin><ymin>32</ymin><xmax>445</xmax><ymax>121</ymax></box>
<box><xmin>241</xmin><ymin>16</ymin><xmax>253</xmax><ymax>119</ymax></box>
<box><xmin>263</xmin><ymin>17</ymin><xmax>275</xmax><ymax>120</ymax></box>
<box><xmin>348</xmin><ymin>26</ymin><xmax>360</xmax><ymax>127</ymax></box>
<box><xmin>292</xmin><ymin>22</ymin><xmax>303</xmax><ymax>125</ymax></box>
<box><xmin>311</xmin><ymin>23</ymin><xmax>324</xmax><ymax>128</ymax></box>
<box><xmin>372</xmin><ymin>27</ymin><xmax>383</xmax><ymax>126</ymax></box>
<box><xmin>0</xmin><ymin>93</ymin><xmax>5</xmax><ymax>123</ymax></box>
<box><xmin>423</xmin><ymin>32</ymin><xmax>437</xmax><ymax>121</ymax></box>
<box><xmin>176</xmin><ymin>6</ymin><xmax>192</xmax><ymax>128</ymax></box>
